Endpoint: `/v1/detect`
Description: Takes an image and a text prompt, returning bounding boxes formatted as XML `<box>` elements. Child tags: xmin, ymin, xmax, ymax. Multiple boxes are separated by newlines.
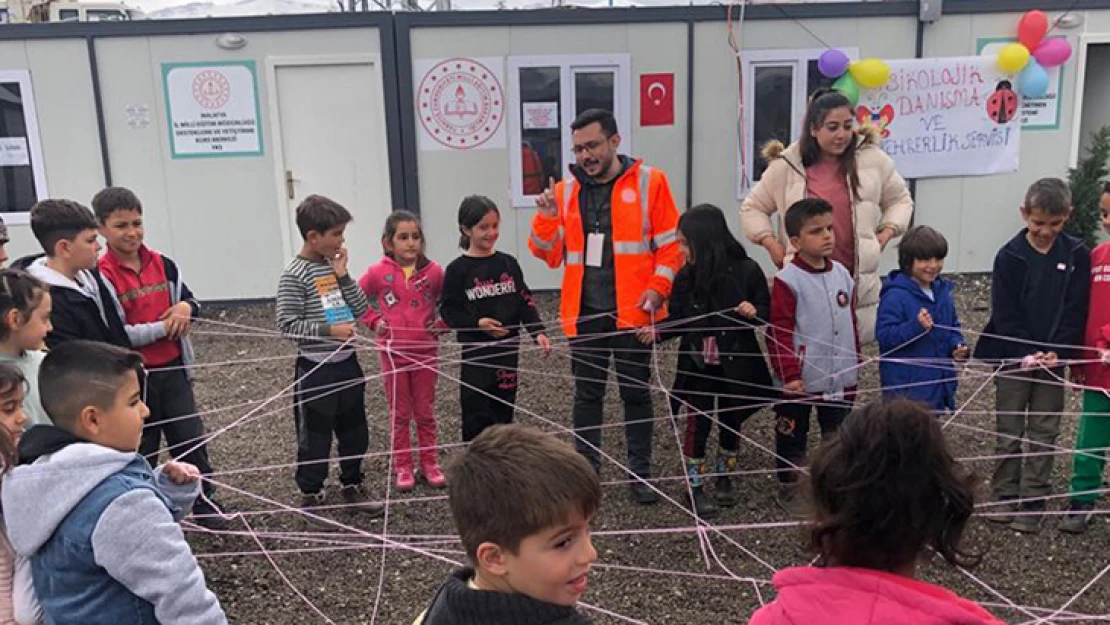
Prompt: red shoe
<box><xmin>395</xmin><ymin>468</ymin><xmax>416</xmax><ymax>492</ymax></box>
<box><xmin>421</xmin><ymin>464</ymin><xmax>447</xmax><ymax>489</ymax></box>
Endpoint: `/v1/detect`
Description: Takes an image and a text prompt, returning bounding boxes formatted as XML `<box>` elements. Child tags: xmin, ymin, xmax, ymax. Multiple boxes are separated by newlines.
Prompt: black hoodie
<box><xmin>12</xmin><ymin>253</ymin><xmax>129</xmax><ymax>350</ymax></box>
<box><xmin>419</xmin><ymin>568</ymin><xmax>594</xmax><ymax>625</ymax></box>
<box><xmin>974</xmin><ymin>230</ymin><xmax>1090</xmax><ymax>362</ymax></box>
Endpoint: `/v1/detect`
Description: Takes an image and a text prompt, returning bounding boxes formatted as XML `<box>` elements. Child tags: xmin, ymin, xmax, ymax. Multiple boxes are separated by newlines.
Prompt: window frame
<box><xmin>0</xmin><ymin>70</ymin><xmax>48</xmax><ymax>225</ymax></box>
<box><xmin>737</xmin><ymin>47</ymin><xmax>859</xmax><ymax>199</ymax></box>
<box><xmin>507</xmin><ymin>54</ymin><xmax>632</xmax><ymax>208</ymax></box>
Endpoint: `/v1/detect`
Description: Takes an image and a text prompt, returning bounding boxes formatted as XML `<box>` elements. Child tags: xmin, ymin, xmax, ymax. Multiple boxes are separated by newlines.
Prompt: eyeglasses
<box><xmin>572</xmin><ymin>139</ymin><xmax>608</xmax><ymax>156</ymax></box>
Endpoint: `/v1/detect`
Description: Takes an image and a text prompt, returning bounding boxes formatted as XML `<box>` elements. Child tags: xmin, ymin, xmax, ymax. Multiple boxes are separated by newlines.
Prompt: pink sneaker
<box><xmin>421</xmin><ymin>464</ymin><xmax>447</xmax><ymax>489</ymax></box>
<box><xmin>395</xmin><ymin>468</ymin><xmax>416</xmax><ymax>492</ymax></box>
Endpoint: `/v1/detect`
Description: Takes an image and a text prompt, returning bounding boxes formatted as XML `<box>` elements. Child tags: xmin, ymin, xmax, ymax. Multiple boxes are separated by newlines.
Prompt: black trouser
<box><xmin>141</xmin><ymin>360</ymin><xmax>214</xmax><ymax>497</ymax></box>
<box><xmin>678</xmin><ymin>366</ymin><xmax>759</xmax><ymax>459</ymax></box>
<box><xmin>774</xmin><ymin>400</ymin><xmax>850</xmax><ymax>483</ymax></box>
<box><xmin>571</xmin><ymin>310</ymin><xmax>654</xmax><ymax>477</ymax></box>
<box><xmin>460</xmin><ymin>342</ymin><xmax>519</xmax><ymax>442</ymax></box>
<box><xmin>293</xmin><ymin>355</ymin><xmax>368</xmax><ymax>494</ymax></box>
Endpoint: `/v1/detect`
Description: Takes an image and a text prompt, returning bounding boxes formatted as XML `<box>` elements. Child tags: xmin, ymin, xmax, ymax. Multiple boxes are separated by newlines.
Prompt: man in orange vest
<box><xmin>530</xmin><ymin>108</ymin><xmax>682</xmax><ymax>504</ymax></box>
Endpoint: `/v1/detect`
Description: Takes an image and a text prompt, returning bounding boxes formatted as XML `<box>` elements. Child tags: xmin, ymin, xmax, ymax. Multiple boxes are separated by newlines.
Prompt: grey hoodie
<box><xmin>2</xmin><ymin>442</ymin><xmax>227</xmax><ymax>625</ymax></box>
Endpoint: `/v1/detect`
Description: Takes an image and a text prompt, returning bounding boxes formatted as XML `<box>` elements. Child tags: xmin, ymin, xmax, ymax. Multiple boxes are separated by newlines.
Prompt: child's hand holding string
<box><xmin>162</xmin><ymin>461</ymin><xmax>201</xmax><ymax>485</ymax></box>
<box><xmin>536</xmin><ymin>333</ymin><xmax>552</xmax><ymax>357</ymax></box>
<box><xmin>953</xmin><ymin>344</ymin><xmax>970</xmax><ymax>361</ymax></box>
<box><xmin>1101</xmin><ymin>348</ymin><xmax>1110</xmax><ymax>366</ymax></box>
<box><xmin>478</xmin><ymin>317</ymin><xmax>509</xmax><ymax>339</ymax></box>
<box><xmin>735</xmin><ymin>301</ymin><xmax>757</xmax><ymax>319</ymax></box>
<box><xmin>161</xmin><ymin>302</ymin><xmax>193</xmax><ymax>339</ymax></box>
<box><xmin>782</xmin><ymin>380</ymin><xmax>806</xmax><ymax>396</ymax></box>
<box><xmin>917</xmin><ymin>308</ymin><xmax>933</xmax><ymax>332</ymax></box>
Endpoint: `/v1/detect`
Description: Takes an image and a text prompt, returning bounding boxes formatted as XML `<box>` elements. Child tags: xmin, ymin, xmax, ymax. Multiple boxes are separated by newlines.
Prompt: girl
<box><xmin>741</xmin><ymin>88</ymin><xmax>914</xmax><ymax>344</ymax></box>
<box><xmin>0</xmin><ymin>364</ymin><xmax>42</xmax><ymax>625</ymax></box>
<box><xmin>359</xmin><ymin>211</ymin><xmax>447</xmax><ymax>492</ymax></box>
<box><xmin>749</xmin><ymin>400</ymin><xmax>1003</xmax><ymax>625</ymax></box>
<box><xmin>662</xmin><ymin>204</ymin><xmax>772</xmax><ymax>518</ymax></box>
<box><xmin>440</xmin><ymin>196</ymin><xmax>550</xmax><ymax>442</ymax></box>
<box><xmin>0</xmin><ymin>270</ymin><xmax>51</xmax><ymax>428</ymax></box>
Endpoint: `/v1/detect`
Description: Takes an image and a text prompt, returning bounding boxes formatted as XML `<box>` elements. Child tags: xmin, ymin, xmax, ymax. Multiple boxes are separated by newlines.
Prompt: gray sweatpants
<box><xmin>991</xmin><ymin>369</ymin><xmax>1065</xmax><ymax>500</ymax></box>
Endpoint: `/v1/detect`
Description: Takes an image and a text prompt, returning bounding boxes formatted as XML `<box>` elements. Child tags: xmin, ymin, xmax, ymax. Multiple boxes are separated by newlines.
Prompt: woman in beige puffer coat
<box><xmin>740</xmin><ymin>89</ymin><xmax>914</xmax><ymax>345</ymax></box>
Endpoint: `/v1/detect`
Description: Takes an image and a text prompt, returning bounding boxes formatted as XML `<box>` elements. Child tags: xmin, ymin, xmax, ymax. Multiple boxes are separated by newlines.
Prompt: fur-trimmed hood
<box><xmin>760</xmin><ymin>125</ymin><xmax>883</xmax><ymax>165</ymax></box>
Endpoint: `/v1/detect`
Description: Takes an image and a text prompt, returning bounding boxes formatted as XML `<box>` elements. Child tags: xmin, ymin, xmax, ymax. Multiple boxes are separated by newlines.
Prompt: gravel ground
<box><xmin>182</xmin><ymin>274</ymin><xmax>1109</xmax><ymax>625</ymax></box>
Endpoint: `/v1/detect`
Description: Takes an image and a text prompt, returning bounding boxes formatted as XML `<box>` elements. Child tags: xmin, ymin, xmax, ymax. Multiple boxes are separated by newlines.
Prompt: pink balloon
<box><xmin>1033</xmin><ymin>37</ymin><xmax>1073</xmax><ymax>68</ymax></box>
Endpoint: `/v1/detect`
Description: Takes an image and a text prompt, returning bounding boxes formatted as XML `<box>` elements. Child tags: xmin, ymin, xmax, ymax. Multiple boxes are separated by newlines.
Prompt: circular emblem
<box><xmin>836</xmin><ymin>290</ymin><xmax>850</xmax><ymax>308</ymax></box>
<box><xmin>620</xmin><ymin>189</ymin><xmax>638</xmax><ymax>204</ymax></box>
<box><xmin>417</xmin><ymin>58</ymin><xmax>504</xmax><ymax>149</ymax></box>
<box><xmin>192</xmin><ymin>70</ymin><xmax>231</xmax><ymax>110</ymax></box>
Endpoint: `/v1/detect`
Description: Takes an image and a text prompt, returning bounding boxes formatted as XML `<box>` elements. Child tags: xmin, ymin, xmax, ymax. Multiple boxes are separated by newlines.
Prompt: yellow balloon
<box><xmin>849</xmin><ymin>58</ymin><xmax>891</xmax><ymax>89</ymax></box>
<box><xmin>997</xmin><ymin>43</ymin><xmax>1031</xmax><ymax>74</ymax></box>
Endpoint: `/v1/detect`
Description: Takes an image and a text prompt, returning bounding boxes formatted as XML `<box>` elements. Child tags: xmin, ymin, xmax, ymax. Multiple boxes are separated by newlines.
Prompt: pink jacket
<box><xmin>358</xmin><ymin>256</ymin><xmax>444</xmax><ymax>357</ymax></box>
<box><xmin>749</xmin><ymin>567</ymin><xmax>1004</xmax><ymax>625</ymax></box>
<box><xmin>1084</xmin><ymin>242</ymin><xmax>1110</xmax><ymax>389</ymax></box>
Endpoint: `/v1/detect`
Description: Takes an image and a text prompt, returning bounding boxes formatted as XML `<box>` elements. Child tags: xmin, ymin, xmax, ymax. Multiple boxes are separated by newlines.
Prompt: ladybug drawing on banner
<box><xmin>986</xmin><ymin>81</ymin><xmax>1019</xmax><ymax>125</ymax></box>
<box><xmin>855</xmin><ymin>104</ymin><xmax>895</xmax><ymax>138</ymax></box>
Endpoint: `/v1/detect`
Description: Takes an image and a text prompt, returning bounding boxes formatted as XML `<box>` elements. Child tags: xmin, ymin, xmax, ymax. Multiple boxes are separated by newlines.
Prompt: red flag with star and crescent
<box><xmin>640</xmin><ymin>74</ymin><xmax>674</xmax><ymax>127</ymax></box>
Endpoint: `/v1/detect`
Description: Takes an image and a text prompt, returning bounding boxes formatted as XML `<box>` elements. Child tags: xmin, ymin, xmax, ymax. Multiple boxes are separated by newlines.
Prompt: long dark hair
<box><xmin>807</xmin><ymin>400</ymin><xmax>981</xmax><ymax>572</ymax></box>
<box><xmin>381</xmin><ymin>209</ymin><xmax>428</xmax><ymax>265</ymax></box>
<box><xmin>800</xmin><ymin>88</ymin><xmax>860</xmax><ymax>200</ymax></box>
<box><xmin>677</xmin><ymin>204</ymin><xmax>750</xmax><ymax>297</ymax></box>
<box><xmin>0</xmin><ymin>364</ymin><xmax>25</xmax><ymax>474</ymax></box>
<box><xmin>457</xmin><ymin>195</ymin><xmax>499</xmax><ymax>250</ymax></box>
<box><xmin>0</xmin><ymin>269</ymin><xmax>48</xmax><ymax>343</ymax></box>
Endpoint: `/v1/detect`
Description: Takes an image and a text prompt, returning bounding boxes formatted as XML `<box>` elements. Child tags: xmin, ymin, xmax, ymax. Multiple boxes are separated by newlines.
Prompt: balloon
<box><xmin>818</xmin><ymin>49</ymin><xmax>851</xmax><ymax>79</ymax></box>
<box><xmin>832</xmin><ymin>74</ymin><xmax>860</xmax><ymax>106</ymax></box>
<box><xmin>1017</xmin><ymin>10</ymin><xmax>1049</xmax><ymax>51</ymax></box>
<box><xmin>997</xmin><ymin>42</ymin><xmax>1031</xmax><ymax>74</ymax></box>
<box><xmin>1033</xmin><ymin>37</ymin><xmax>1072</xmax><ymax>68</ymax></box>
<box><xmin>1019</xmin><ymin>59</ymin><xmax>1050</xmax><ymax>98</ymax></box>
<box><xmin>848</xmin><ymin>58</ymin><xmax>891</xmax><ymax>89</ymax></box>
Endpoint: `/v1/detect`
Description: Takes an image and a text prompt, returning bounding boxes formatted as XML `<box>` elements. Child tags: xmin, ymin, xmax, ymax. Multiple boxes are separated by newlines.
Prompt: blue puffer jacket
<box><xmin>876</xmin><ymin>271</ymin><xmax>966</xmax><ymax>412</ymax></box>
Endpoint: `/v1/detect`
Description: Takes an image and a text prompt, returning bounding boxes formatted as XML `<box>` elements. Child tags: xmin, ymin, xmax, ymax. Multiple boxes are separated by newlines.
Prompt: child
<box><xmin>0</xmin><ymin>365</ymin><xmax>41</xmax><ymax>625</ymax></box>
<box><xmin>358</xmin><ymin>210</ymin><xmax>447</xmax><ymax>492</ymax></box>
<box><xmin>276</xmin><ymin>194</ymin><xmax>384</xmax><ymax>519</ymax></box>
<box><xmin>1</xmin><ymin>341</ymin><xmax>228</xmax><ymax>625</ymax></box>
<box><xmin>440</xmin><ymin>196</ymin><xmax>550</xmax><ymax>442</ymax></box>
<box><xmin>767</xmin><ymin>198</ymin><xmax>858</xmax><ymax>516</ymax></box>
<box><xmin>0</xmin><ymin>215</ymin><xmax>9</xmax><ymax>267</ymax></box>
<box><xmin>13</xmin><ymin>199</ymin><xmax>128</xmax><ymax>350</ymax></box>
<box><xmin>0</xmin><ymin>270</ymin><xmax>51</xmax><ymax>428</ymax></box>
<box><xmin>662</xmin><ymin>204</ymin><xmax>772</xmax><ymax>517</ymax></box>
<box><xmin>973</xmin><ymin>178</ymin><xmax>1091</xmax><ymax>534</ymax></box>
<box><xmin>876</xmin><ymin>225</ymin><xmax>969</xmax><ymax>414</ymax></box>
<box><xmin>748</xmin><ymin>400</ymin><xmax>1003</xmax><ymax>625</ymax></box>
<box><xmin>1060</xmin><ymin>182</ymin><xmax>1110</xmax><ymax>534</ymax></box>
<box><xmin>413</xmin><ymin>424</ymin><xmax>599</xmax><ymax>625</ymax></box>
<box><xmin>91</xmin><ymin>187</ymin><xmax>224</xmax><ymax>529</ymax></box>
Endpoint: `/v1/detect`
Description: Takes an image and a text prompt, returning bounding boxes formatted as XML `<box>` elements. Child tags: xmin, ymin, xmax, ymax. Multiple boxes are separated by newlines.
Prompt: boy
<box><xmin>92</xmin><ymin>186</ymin><xmax>224</xmax><ymax>530</ymax></box>
<box><xmin>876</xmin><ymin>225</ymin><xmax>969</xmax><ymax>413</ymax></box>
<box><xmin>13</xmin><ymin>199</ymin><xmax>129</xmax><ymax>349</ymax></box>
<box><xmin>414</xmin><ymin>424</ymin><xmax>600</xmax><ymax>625</ymax></box>
<box><xmin>767</xmin><ymin>198</ymin><xmax>858</xmax><ymax>516</ymax></box>
<box><xmin>1060</xmin><ymin>182</ymin><xmax>1110</xmax><ymax>534</ymax></box>
<box><xmin>0</xmin><ymin>213</ymin><xmax>9</xmax><ymax>267</ymax></box>
<box><xmin>276</xmin><ymin>194</ymin><xmax>383</xmax><ymax>519</ymax></box>
<box><xmin>1</xmin><ymin>340</ymin><xmax>227</xmax><ymax>625</ymax></box>
<box><xmin>974</xmin><ymin>177</ymin><xmax>1091</xmax><ymax>534</ymax></box>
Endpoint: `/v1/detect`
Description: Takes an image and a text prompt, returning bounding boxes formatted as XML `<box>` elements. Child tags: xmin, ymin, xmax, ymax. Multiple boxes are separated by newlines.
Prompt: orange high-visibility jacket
<box><xmin>529</xmin><ymin>160</ymin><xmax>683</xmax><ymax>337</ymax></box>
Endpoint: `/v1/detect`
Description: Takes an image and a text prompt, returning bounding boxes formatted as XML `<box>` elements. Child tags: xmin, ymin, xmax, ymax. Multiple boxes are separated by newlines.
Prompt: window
<box><xmin>87</xmin><ymin>9</ymin><xmax>128</xmax><ymax>21</ymax></box>
<box><xmin>0</xmin><ymin>9</ymin><xmax>9</xmax><ymax>23</ymax></box>
<box><xmin>57</xmin><ymin>9</ymin><xmax>79</xmax><ymax>20</ymax></box>
<box><xmin>739</xmin><ymin>48</ymin><xmax>859</xmax><ymax>197</ymax></box>
<box><xmin>508</xmin><ymin>55</ymin><xmax>631</xmax><ymax>207</ymax></box>
<box><xmin>0</xmin><ymin>71</ymin><xmax>48</xmax><ymax>223</ymax></box>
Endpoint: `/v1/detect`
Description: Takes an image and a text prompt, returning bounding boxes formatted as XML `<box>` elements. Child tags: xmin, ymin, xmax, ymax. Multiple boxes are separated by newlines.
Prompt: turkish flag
<box><xmin>640</xmin><ymin>73</ymin><xmax>674</xmax><ymax>127</ymax></box>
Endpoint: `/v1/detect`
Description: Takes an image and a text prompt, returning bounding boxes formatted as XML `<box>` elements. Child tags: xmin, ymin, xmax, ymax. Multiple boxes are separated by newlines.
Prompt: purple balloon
<box><xmin>818</xmin><ymin>49</ymin><xmax>851</xmax><ymax>79</ymax></box>
<box><xmin>1033</xmin><ymin>37</ymin><xmax>1072</xmax><ymax>68</ymax></box>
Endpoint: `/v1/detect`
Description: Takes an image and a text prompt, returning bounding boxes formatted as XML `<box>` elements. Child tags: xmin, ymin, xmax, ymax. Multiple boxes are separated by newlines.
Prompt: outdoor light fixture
<box><xmin>215</xmin><ymin>33</ymin><xmax>248</xmax><ymax>50</ymax></box>
<box><xmin>1054</xmin><ymin>12</ymin><xmax>1084</xmax><ymax>30</ymax></box>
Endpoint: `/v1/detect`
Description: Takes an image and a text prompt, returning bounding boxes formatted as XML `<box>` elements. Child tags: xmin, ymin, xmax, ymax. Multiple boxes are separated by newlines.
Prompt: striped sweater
<box><xmin>276</xmin><ymin>256</ymin><xmax>370</xmax><ymax>360</ymax></box>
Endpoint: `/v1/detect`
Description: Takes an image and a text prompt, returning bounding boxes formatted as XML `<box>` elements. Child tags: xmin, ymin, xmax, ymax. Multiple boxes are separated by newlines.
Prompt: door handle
<box><xmin>285</xmin><ymin>170</ymin><xmax>297</xmax><ymax>200</ymax></box>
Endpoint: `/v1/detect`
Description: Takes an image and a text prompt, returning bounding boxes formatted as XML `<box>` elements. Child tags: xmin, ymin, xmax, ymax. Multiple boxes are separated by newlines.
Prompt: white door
<box><xmin>271</xmin><ymin>57</ymin><xmax>391</xmax><ymax>278</ymax></box>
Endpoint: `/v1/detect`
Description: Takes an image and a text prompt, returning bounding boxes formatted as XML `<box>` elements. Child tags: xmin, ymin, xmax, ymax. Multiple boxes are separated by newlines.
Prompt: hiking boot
<box><xmin>340</xmin><ymin>484</ymin><xmax>386</xmax><ymax>518</ymax></box>
<box><xmin>420</xmin><ymin>463</ymin><xmax>447</xmax><ymax>489</ymax></box>
<box><xmin>714</xmin><ymin>453</ymin><xmax>740</xmax><ymax>508</ymax></box>
<box><xmin>1010</xmin><ymin>500</ymin><xmax>1046</xmax><ymax>534</ymax></box>
<box><xmin>985</xmin><ymin>497</ymin><xmax>1018</xmax><ymax>524</ymax></box>
<box><xmin>629</xmin><ymin>481</ymin><xmax>659</xmax><ymax>505</ymax></box>
<box><xmin>1059</xmin><ymin>500</ymin><xmax>1096</xmax><ymax>535</ymax></box>
<box><xmin>298</xmin><ymin>491</ymin><xmax>332</xmax><ymax>528</ymax></box>
<box><xmin>395</xmin><ymin>468</ymin><xmax>416</xmax><ymax>493</ymax></box>
<box><xmin>688</xmin><ymin>486</ymin><xmax>719</xmax><ymax>519</ymax></box>
<box><xmin>191</xmin><ymin>497</ymin><xmax>230</xmax><ymax>531</ymax></box>
<box><xmin>776</xmin><ymin>482</ymin><xmax>806</xmax><ymax>518</ymax></box>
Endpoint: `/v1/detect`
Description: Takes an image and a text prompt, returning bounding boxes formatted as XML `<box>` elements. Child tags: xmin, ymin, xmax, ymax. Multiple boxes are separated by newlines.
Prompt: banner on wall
<box><xmin>162</xmin><ymin>61</ymin><xmax>263</xmax><ymax>159</ymax></box>
<box><xmin>858</xmin><ymin>56</ymin><xmax>1021</xmax><ymax>179</ymax></box>
<box><xmin>414</xmin><ymin>57</ymin><xmax>507</xmax><ymax>151</ymax></box>
<box><xmin>640</xmin><ymin>73</ymin><xmax>674</xmax><ymax>126</ymax></box>
<box><xmin>977</xmin><ymin>37</ymin><xmax>1064</xmax><ymax>130</ymax></box>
